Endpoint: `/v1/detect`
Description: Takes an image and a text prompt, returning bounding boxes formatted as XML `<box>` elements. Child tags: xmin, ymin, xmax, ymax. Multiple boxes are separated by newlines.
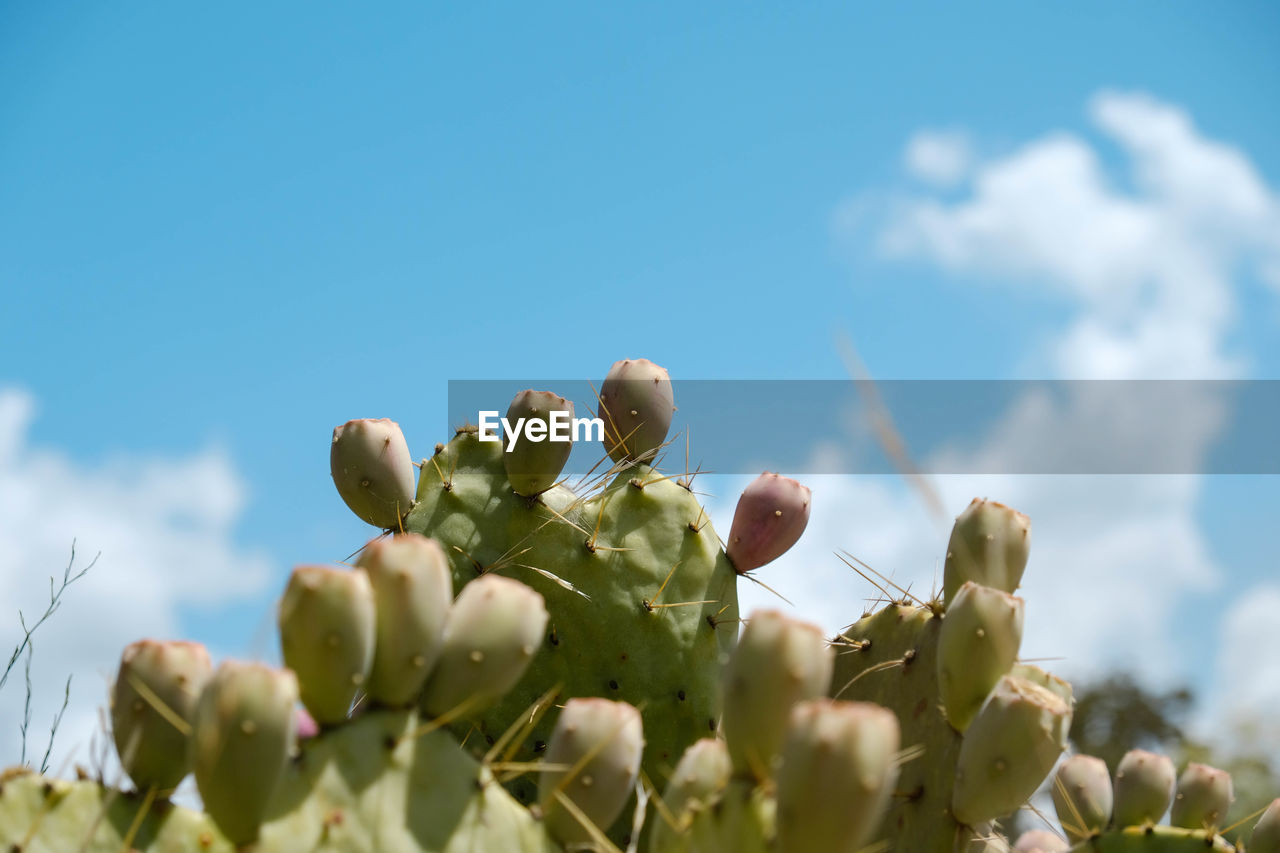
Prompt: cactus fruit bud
<box><xmin>295</xmin><ymin>706</ymin><xmax>319</xmax><ymax>740</ymax></box>
<box><xmin>193</xmin><ymin>662</ymin><xmax>298</xmax><ymax>845</ymax></box>
<box><xmin>775</xmin><ymin>699</ymin><xmax>901</xmax><ymax>853</ymax></box>
<box><xmin>502</xmin><ymin>390</ymin><xmax>575</xmax><ymax>496</ymax></box>
<box><xmin>721</xmin><ymin>610</ymin><xmax>833</xmax><ymax>780</ymax></box>
<box><xmin>1013</xmin><ymin>830</ymin><xmax>1068</xmax><ymax>852</ymax></box>
<box><xmin>938</xmin><ymin>581</ymin><xmax>1024</xmax><ymax>732</ymax></box>
<box><xmin>1253</xmin><ymin>798</ymin><xmax>1280</xmax><ymax>853</ymax></box>
<box><xmin>330</xmin><ymin>417</ymin><xmax>416</xmax><ymax>528</ymax></box>
<box><xmin>952</xmin><ymin>674</ymin><xmax>1072</xmax><ymax>825</ymax></box>
<box><xmin>1112</xmin><ymin>749</ymin><xmax>1176</xmax><ymax>827</ymax></box>
<box><xmin>1170</xmin><ymin>762</ymin><xmax>1233</xmax><ymax>830</ymax></box>
<box><xmin>110</xmin><ymin>639</ymin><xmax>212</xmax><ymax>792</ymax></box>
<box><xmin>356</xmin><ymin>534</ymin><xmax>453</xmax><ymax>707</ymax></box>
<box><xmin>726</xmin><ymin>472</ymin><xmax>812</xmax><ymax>574</ymax></box>
<box><xmin>597</xmin><ymin>358</ymin><xmax>675</xmax><ymax>464</ymax></box>
<box><xmin>278</xmin><ymin>565</ymin><xmax>377</xmax><ymax>725</ymax></box>
<box><xmin>659</xmin><ymin>738</ymin><xmax>732</xmax><ymax>827</ymax></box>
<box><xmin>1050</xmin><ymin>754</ymin><xmax>1113</xmax><ymax>843</ymax></box>
<box><xmin>943</xmin><ymin>498</ymin><xmax>1031</xmax><ymax>606</ymax></box>
<box><xmin>1010</xmin><ymin>663</ymin><xmax>1073</xmax><ymax>705</ymax></box>
<box><xmin>420</xmin><ymin>575</ymin><xmax>548</xmax><ymax>719</ymax></box>
<box><xmin>539</xmin><ymin>698</ymin><xmax>645</xmax><ymax>846</ymax></box>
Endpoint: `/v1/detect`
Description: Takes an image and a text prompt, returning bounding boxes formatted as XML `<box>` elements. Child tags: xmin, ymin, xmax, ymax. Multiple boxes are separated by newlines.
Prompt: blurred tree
<box><xmin>1069</xmin><ymin>673</ymin><xmax>1193</xmax><ymax>770</ymax></box>
<box><xmin>1066</xmin><ymin>673</ymin><xmax>1276</xmax><ymax>846</ymax></box>
<box><xmin>1006</xmin><ymin>673</ymin><xmax>1277</xmax><ymax>846</ymax></box>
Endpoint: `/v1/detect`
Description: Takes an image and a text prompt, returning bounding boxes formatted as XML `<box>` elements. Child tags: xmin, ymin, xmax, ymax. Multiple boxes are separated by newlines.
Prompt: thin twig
<box><xmin>20</xmin><ymin>639</ymin><xmax>33</xmax><ymax>764</ymax></box>
<box><xmin>42</xmin><ymin>675</ymin><xmax>73</xmax><ymax>773</ymax></box>
<box><xmin>1</xmin><ymin>540</ymin><xmax>98</xmax><ymax>693</ymax></box>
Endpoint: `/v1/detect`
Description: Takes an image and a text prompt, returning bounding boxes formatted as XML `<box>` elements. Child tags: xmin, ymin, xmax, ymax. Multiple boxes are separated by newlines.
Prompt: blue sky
<box><xmin>3</xmin><ymin>2</ymin><xmax>1280</xmax><ymax>774</ymax></box>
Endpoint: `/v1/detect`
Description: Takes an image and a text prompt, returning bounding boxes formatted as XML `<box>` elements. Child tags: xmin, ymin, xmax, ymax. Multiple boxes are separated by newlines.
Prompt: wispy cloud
<box><xmin>0</xmin><ymin>388</ymin><xmax>273</xmax><ymax>776</ymax></box>
<box><xmin>734</xmin><ymin>90</ymin><xmax>1280</xmax><ymax>764</ymax></box>
<box><xmin>903</xmin><ymin>130</ymin><xmax>973</xmax><ymax>188</ymax></box>
<box><xmin>871</xmin><ymin>92</ymin><xmax>1280</xmax><ymax>379</ymax></box>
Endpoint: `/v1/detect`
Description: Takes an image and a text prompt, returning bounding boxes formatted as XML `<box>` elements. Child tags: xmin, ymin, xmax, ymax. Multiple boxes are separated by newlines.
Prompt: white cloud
<box><xmin>1201</xmin><ymin>585</ymin><xmax>1280</xmax><ymax>762</ymax></box>
<box><xmin>904</xmin><ymin>130</ymin><xmax>973</xmax><ymax>187</ymax></box>
<box><xmin>873</xmin><ymin>92</ymin><xmax>1280</xmax><ymax>380</ymax></box>
<box><xmin>0</xmin><ymin>388</ymin><xmax>273</xmax><ymax>777</ymax></box>
<box><xmin>797</xmin><ymin>90</ymin><xmax>1280</xmax><ymax>764</ymax></box>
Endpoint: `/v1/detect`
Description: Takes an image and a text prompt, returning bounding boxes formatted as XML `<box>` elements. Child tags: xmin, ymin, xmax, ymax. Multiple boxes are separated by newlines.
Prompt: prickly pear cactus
<box><xmin>373</xmin><ymin>360</ymin><xmax>805</xmax><ymax>815</ymax></box>
<box><xmin>650</xmin><ymin>609</ymin><xmax>902</xmax><ymax>853</ymax></box>
<box><xmin>404</xmin><ymin>425</ymin><xmax>737</xmax><ymax>810</ymax></box>
<box><xmin>831</xmin><ymin>498</ymin><xmax>1074</xmax><ymax>852</ymax></box>
<box><xmin>1036</xmin><ymin>748</ymin><xmax>1272</xmax><ymax>852</ymax></box>
<box><xmin>7</xmin><ymin>356</ymin><xmax>1268</xmax><ymax>852</ymax></box>
<box><xmin>0</xmin><ymin>557</ymin><xmax>569</xmax><ymax>853</ymax></box>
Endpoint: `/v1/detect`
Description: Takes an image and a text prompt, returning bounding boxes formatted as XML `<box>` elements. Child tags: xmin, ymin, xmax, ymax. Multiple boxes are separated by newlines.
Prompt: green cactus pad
<box><xmin>405</xmin><ymin>428</ymin><xmax>739</xmax><ymax>812</ymax></box>
<box><xmin>831</xmin><ymin>601</ymin><xmax>975</xmax><ymax>851</ymax></box>
<box><xmin>0</xmin><ymin>768</ymin><xmax>231</xmax><ymax>853</ymax></box>
<box><xmin>1</xmin><ymin>709</ymin><xmax>559</xmax><ymax>853</ymax></box>
<box><xmin>259</xmin><ymin>708</ymin><xmax>556</xmax><ymax>852</ymax></box>
<box><xmin>1065</xmin><ymin>825</ymin><xmax>1233</xmax><ymax>852</ymax></box>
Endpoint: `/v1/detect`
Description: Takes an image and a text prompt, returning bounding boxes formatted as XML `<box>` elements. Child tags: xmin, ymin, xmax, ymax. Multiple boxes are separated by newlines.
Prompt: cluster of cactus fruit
<box><xmin>0</xmin><ymin>357</ymin><xmax>1277</xmax><ymax>852</ymax></box>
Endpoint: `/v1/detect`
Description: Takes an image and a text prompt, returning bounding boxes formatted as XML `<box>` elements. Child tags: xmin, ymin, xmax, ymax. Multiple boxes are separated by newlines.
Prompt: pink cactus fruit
<box><xmin>726</xmin><ymin>472</ymin><xmax>811</xmax><ymax>574</ymax></box>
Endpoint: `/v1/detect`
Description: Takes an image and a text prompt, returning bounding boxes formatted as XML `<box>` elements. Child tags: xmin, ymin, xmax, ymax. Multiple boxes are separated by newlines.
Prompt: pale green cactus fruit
<box><xmin>648</xmin><ymin>738</ymin><xmax>732</xmax><ymax>852</ymax></box>
<box><xmin>1170</xmin><ymin>762</ymin><xmax>1233</xmax><ymax>832</ymax></box>
<box><xmin>943</xmin><ymin>498</ymin><xmax>1031</xmax><ymax>605</ymax></box>
<box><xmin>597</xmin><ymin>358</ymin><xmax>675</xmax><ymax>465</ymax></box>
<box><xmin>537</xmin><ymin>697</ymin><xmax>645</xmax><ymax>848</ymax></box>
<box><xmin>1051</xmin><ymin>754</ymin><xmax>1113</xmax><ymax>843</ymax></box>
<box><xmin>937</xmin><ymin>581</ymin><xmax>1024</xmax><ymax>732</ymax></box>
<box><xmin>503</xmin><ymin>390</ymin><xmax>577</xmax><ymax>497</ymax></box>
<box><xmin>774</xmin><ymin>698</ymin><xmax>901</xmax><ymax>853</ymax></box>
<box><xmin>419</xmin><ymin>573</ymin><xmax>549</xmax><ymax>720</ymax></box>
<box><xmin>1113</xmin><ymin>749</ymin><xmax>1177</xmax><ymax>828</ymax></box>
<box><xmin>404</xmin><ymin>426</ymin><xmax>740</xmax><ymax>815</ymax></box>
<box><xmin>1253</xmin><ymin>798</ymin><xmax>1280</xmax><ymax>853</ymax></box>
<box><xmin>356</xmin><ymin>532</ymin><xmax>453</xmax><ymax>707</ymax></box>
<box><xmin>192</xmin><ymin>661</ymin><xmax>299</xmax><ymax>845</ymax></box>
<box><xmin>653</xmin><ymin>779</ymin><xmax>774</xmax><ymax>853</ymax></box>
<box><xmin>953</xmin><ymin>673</ymin><xmax>1072</xmax><ymax>826</ymax></box>
<box><xmin>110</xmin><ymin>639</ymin><xmax>212</xmax><ymax>794</ymax></box>
<box><xmin>278</xmin><ymin>565</ymin><xmax>377</xmax><ymax>725</ymax></box>
<box><xmin>719</xmin><ymin>609</ymin><xmax>833</xmax><ymax>782</ymax></box>
<box><xmin>330</xmin><ymin>417</ymin><xmax>417</xmax><ymax>529</ymax></box>
<box><xmin>1035</xmin><ymin>751</ymin><xmax>1243</xmax><ymax>853</ymax></box>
